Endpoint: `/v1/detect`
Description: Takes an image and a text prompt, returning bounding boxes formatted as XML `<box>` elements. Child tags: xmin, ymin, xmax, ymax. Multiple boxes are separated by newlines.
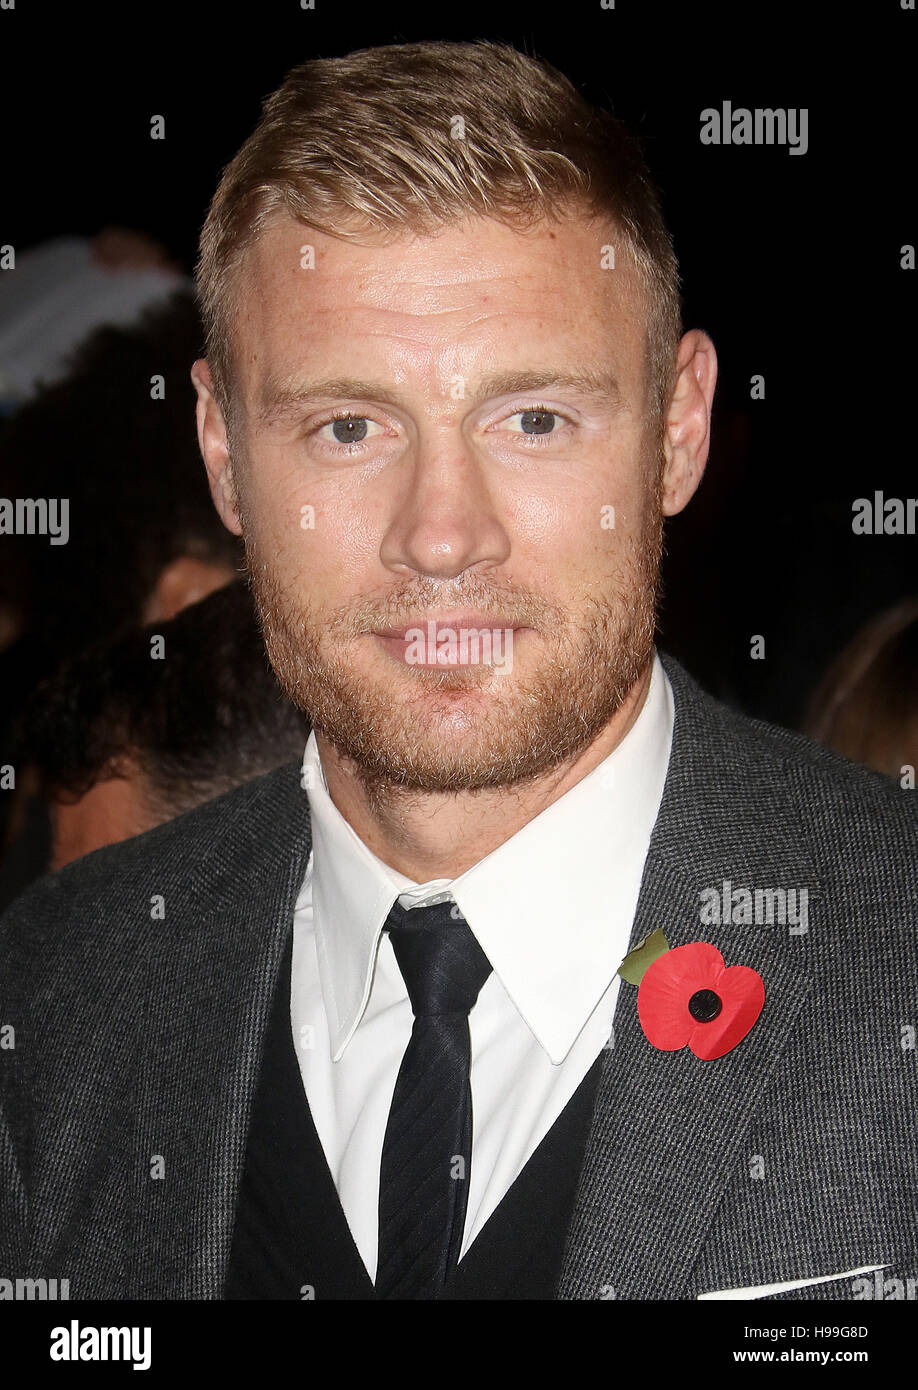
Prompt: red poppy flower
<box><xmin>637</xmin><ymin>942</ymin><xmax>765</xmax><ymax>1060</ymax></box>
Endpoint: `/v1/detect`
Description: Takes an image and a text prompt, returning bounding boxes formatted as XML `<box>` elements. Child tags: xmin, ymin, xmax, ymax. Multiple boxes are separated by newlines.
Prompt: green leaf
<box><xmin>617</xmin><ymin>928</ymin><xmax>670</xmax><ymax>986</ymax></box>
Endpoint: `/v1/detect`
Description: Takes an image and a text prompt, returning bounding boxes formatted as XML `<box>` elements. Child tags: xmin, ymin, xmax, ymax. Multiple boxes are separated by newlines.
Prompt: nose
<box><xmin>379</xmin><ymin>433</ymin><xmax>511</xmax><ymax>581</ymax></box>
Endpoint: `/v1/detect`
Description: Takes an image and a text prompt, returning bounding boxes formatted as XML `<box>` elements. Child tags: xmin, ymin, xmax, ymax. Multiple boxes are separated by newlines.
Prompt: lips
<box><xmin>371</xmin><ymin>613</ymin><xmax>522</xmax><ymax>639</ymax></box>
<box><xmin>371</xmin><ymin>614</ymin><xmax>524</xmax><ymax>670</ymax></box>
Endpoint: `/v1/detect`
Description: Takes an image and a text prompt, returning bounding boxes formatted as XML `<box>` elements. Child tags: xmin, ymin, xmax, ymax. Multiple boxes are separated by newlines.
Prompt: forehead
<box><xmin>232</xmin><ymin>212</ymin><xmax>648</xmax><ymax>407</ymax></box>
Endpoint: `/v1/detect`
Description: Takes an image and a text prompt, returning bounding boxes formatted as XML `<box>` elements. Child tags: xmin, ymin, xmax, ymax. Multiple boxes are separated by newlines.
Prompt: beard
<box><xmin>242</xmin><ymin>469</ymin><xmax>664</xmax><ymax>796</ymax></box>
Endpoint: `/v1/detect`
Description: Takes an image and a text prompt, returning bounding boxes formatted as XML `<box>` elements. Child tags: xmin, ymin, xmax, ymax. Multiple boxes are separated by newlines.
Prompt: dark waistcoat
<box><xmin>225</xmin><ymin>931</ymin><xmax>603</xmax><ymax>1300</ymax></box>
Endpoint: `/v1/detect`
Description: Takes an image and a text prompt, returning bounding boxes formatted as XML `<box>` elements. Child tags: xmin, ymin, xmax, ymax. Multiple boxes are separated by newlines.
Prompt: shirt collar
<box><xmin>301</xmin><ymin>650</ymin><xmax>674</xmax><ymax>1064</ymax></box>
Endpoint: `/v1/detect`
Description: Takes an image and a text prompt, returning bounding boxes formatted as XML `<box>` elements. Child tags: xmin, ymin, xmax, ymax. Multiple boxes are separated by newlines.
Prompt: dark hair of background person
<box><xmin>0</xmin><ymin>287</ymin><xmax>241</xmax><ymax>668</ymax></box>
<box><xmin>23</xmin><ymin>579</ymin><xmax>309</xmax><ymax>829</ymax></box>
<box><xmin>0</xmin><ymin>289</ymin><xmax>243</xmax><ymax>862</ymax></box>
<box><xmin>802</xmin><ymin>597</ymin><xmax>918</xmax><ymax>781</ymax></box>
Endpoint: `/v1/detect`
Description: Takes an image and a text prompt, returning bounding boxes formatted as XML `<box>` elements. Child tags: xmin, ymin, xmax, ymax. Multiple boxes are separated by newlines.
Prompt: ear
<box><xmin>191</xmin><ymin>358</ymin><xmax>243</xmax><ymax>536</ymax></box>
<box><xmin>661</xmin><ymin>330</ymin><xmax>718</xmax><ymax>517</ymax></box>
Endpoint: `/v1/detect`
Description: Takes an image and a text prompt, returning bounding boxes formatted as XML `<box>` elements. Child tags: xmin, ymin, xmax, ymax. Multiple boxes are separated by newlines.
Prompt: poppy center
<box><xmin>688</xmin><ymin>988</ymin><xmax>723</xmax><ymax>1022</ymax></box>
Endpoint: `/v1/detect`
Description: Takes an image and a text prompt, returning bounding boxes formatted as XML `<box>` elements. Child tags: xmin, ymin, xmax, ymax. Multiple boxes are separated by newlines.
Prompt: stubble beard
<box><xmin>242</xmin><ymin>462</ymin><xmax>664</xmax><ymax>798</ymax></box>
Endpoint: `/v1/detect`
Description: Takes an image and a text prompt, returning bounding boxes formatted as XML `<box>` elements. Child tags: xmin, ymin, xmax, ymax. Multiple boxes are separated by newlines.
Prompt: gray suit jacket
<box><xmin>1</xmin><ymin>652</ymin><xmax>916</xmax><ymax>1300</ymax></box>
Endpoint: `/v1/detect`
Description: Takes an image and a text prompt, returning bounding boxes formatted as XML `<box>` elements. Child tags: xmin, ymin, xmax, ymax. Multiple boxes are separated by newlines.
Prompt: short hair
<box><xmin>195</xmin><ymin>40</ymin><xmax>682</xmax><ymax>443</ymax></box>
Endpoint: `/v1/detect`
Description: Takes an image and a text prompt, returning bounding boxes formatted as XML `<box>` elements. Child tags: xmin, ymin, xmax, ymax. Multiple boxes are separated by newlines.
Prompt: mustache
<box><xmin>322</xmin><ymin>577</ymin><xmax>564</xmax><ymax>636</ymax></box>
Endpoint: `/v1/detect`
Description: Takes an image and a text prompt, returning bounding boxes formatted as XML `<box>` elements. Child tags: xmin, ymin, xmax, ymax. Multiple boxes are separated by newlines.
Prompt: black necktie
<box><xmin>375</xmin><ymin>898</ymin><xmax>493</xmax><ymax>1299</ymax></box>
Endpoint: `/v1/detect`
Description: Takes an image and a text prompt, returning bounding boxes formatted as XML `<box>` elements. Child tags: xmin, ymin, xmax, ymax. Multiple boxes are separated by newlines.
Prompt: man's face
<box><xmin>220</xmin><ymin>213</ymin><xmax>665</xmax><ymax>793</ymax></box>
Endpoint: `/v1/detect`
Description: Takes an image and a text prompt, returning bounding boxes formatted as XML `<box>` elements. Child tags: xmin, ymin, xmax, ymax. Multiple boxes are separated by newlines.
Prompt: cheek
<box><xmin>240</xmin><ymin>466</ymin><xmax>311</xmax><ymax>563</ymax></box>
<box><xmin>499</xmin><ymin>462</ymin><xmax>649</xmax><ymax>574</ymax></box>
<box><xmin>499</xmin><ymin>486</ymin><xmax>568</xmax><ymax>548</ymax></box>
<box><xmin>240</xmin><ymin>448</ymin><xmax>381</xmax><ymax>588</ymax></box>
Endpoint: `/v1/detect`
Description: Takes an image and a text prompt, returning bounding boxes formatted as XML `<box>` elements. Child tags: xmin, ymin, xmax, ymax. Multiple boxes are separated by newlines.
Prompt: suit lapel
<box><xmin>123</xmin><ymin>656</ymin><xmax>817</xmax><ymax>1299</ymax></box>
<box><xmin>130</xmin><ymin>764</ymin><xmax>312</xmax><ymax>1298</ymax></box>
<box><xmin>558</xmin><ymin>658</ymin><xmax>818</xmax><ymax>1299</ymax></box>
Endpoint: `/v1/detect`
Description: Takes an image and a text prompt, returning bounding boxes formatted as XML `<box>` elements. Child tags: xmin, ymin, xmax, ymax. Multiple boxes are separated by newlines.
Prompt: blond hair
<box><xmin>196</xmin><ymin>40</ymin><xmax>682</xmax><ymax>441</ymax></box>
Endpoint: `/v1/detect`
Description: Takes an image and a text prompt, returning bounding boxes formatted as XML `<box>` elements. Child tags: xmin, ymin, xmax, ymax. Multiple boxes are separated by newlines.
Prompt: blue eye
<box><xmin>507</xmin><ymin>409</ymin><xmax>558</xmax><ymax>435</ymax></box>
<box><xmin>332</xmin><ymin>416</ymin><xmax>367</xmax><ymax>443</ymax></box>
<box><xmin>316</xmin><ymin>415</ymin><xmax>383</xmax><ymax>445</ymax></box>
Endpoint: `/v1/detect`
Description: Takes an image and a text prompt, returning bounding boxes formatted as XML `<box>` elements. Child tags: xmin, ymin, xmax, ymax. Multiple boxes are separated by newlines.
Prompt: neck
<box><xmin>315</xmin><ymin>660</ymin><xmax>654</xmax><ymax>882</ymax></box>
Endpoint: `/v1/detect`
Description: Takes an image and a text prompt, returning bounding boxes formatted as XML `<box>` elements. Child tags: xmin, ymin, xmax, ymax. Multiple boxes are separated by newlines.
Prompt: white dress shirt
<box><xmin>290</xmin><ymin>650</ymin><xmax>674</xmax><ymax>1282</ymax></box>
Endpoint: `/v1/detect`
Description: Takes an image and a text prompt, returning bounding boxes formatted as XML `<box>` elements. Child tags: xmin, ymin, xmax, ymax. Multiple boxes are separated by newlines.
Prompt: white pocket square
<box><xmin>697</xmin><ymin>1263</ymin><xmax>888</xmax><ymax>1300</ymax></box>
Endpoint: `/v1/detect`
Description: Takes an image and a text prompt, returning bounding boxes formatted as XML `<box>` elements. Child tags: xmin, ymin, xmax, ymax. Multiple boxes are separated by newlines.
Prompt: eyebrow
<box><xmin>257</xmin><ymin>367</ymin><xmax>624</xmax><ymax>425</ymax></box>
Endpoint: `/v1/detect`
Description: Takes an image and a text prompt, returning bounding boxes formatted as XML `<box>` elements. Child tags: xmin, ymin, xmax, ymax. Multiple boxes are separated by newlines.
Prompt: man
<box><xmin>0</xmin><ymin>40</ymin><xmax>915</xmax><ymax>1302</ymax></box>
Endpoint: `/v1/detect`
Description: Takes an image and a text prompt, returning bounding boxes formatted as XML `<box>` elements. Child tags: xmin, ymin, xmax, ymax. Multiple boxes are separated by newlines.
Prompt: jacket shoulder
<box><xmin>0</xmin><ymin>760</ymin><xmax>305</xmax><ymax>987</ymax></box>
<box><xmin>660</xmin><ymin>651</ymin><xmax>918</xmax><ymax>892</ymax></box>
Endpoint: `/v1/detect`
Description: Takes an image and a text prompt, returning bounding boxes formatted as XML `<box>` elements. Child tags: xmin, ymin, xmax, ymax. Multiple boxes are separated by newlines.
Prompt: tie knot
<box><xmin>384</xmin><ymin>899</ymin><xmax>492</xmax><ymax>1018</ymax></box>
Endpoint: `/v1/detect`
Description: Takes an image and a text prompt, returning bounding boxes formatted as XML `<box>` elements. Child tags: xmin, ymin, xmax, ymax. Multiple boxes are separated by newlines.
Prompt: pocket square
<box><xmin>697</xmin><ymin>1263</ymin><xmax>888</xmax><ymax>1300</ymax></box>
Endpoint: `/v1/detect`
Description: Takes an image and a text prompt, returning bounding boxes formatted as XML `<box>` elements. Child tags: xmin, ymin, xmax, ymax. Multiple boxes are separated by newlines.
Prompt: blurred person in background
<box><xmin>0</xmin><ymin>288</ymin><xmax>240</xmax><ymax>676</ymax></box>
<box><xmin>1</xmin><ymin>581</ymin><xmax>308</xmax><ymax>894</ymax></box>
<box><xmin>0</xmin><ymin>290</ymin><xmax>241</xmax><ymax>882</ymax></box>
<box><xmin>803</xmin><ymin>597</ymin><xmax>918</xmax><ymax>783</ymax></box>
<box><xmin>0</xmin><ymin>226</ymin><xmax>187</xmax><ymax>415</ymax></box>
